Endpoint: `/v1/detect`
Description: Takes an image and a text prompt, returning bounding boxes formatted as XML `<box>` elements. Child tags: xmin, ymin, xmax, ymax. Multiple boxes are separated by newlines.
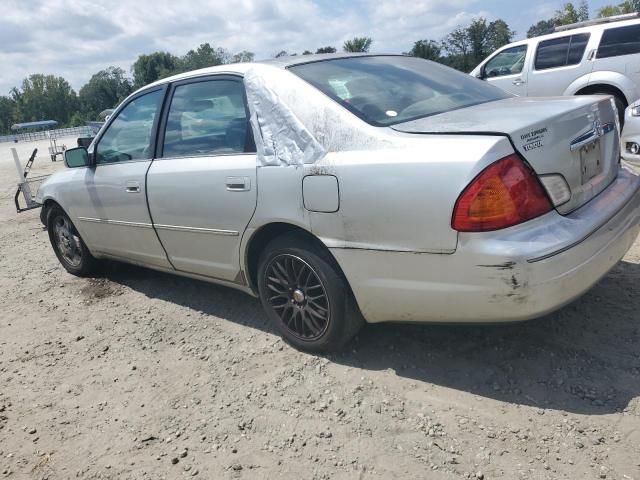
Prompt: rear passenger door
<box><xmin>527</xmin><ymin>33</ymin><xmax>593</xmax><ymax>97</ymax></box>
<box><xmin>146</xmin><ymin>75</ymin><xmax>257</xmax><ymax>282</ymax></box>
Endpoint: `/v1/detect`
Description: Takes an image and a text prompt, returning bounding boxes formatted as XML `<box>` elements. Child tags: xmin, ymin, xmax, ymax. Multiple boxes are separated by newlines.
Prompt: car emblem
<box><xmin>570</xmin><ymin>117</ymin><xmax>615</xmax><ymax>152</ymax></box>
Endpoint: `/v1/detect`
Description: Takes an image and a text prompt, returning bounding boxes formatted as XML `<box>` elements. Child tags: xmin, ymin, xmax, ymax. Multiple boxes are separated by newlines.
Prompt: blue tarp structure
<box><xmin>11</xmin><ymin>120</ymin><xmax>58</xmax><ymax>131</ymax></box>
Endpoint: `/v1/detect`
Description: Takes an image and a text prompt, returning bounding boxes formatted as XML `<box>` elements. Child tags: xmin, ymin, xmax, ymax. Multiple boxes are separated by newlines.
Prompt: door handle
<box><xmin>226</xmin><ymin>176</ymin><xmax>251</xmax><ymax>191</ymax></box>
<box><xmin>125</xmin><ymin>181</ymin><xmax>140</xmax><ymax>193</ymax></box>
<box><xmin>512</xmin><ymin>78</ymin><xmax>526</xmax><ymax>86</ymax></box>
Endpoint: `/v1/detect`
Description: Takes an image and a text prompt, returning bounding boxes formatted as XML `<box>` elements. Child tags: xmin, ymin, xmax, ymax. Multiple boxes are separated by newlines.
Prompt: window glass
<box><xmin>567</xmin><ymin>34</ymin><xmax>590</xmax><ymax>64</ymax></box>
<box><xmin>96</xmin><ymin>90</ymin><xmax>162</xmax><ymax>164</ymax></box>
<box><xmin>597</xmin><ymin>24</ymin><xmax>640</xmax><ymax>59</ymax></box>
<box><xmin>162</xmin><ymin>80</ymin><xmax>252</xmax><ymax>157</ymax></box>
<box><xmin>484</xmin><ymin>45</ymin><xmax>528</xmax><ymax>78</ymax></box>
<box><xmin>535</xmin><ymin>34</ymin><xmax>590</xmax><ymax>70</ymax></box>
<box><xmin>289</xmin><ymin>56</ymin><xmax>511</xmax><ymax>127</ymax></box>
<box><xmin>535</xmin><ymin>36</ymin><xmax>571</xmax><ymax>69</ymax></box>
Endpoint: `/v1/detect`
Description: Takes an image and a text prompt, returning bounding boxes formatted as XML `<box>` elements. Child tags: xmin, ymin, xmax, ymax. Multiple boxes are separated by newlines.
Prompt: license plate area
<box><xmin>580</xmin><ymin>139</ymin><xmax>602</xmax><ymax>184</ymax></box>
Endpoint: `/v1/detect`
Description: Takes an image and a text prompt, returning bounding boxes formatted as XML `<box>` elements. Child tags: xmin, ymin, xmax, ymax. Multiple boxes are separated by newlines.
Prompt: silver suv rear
<box><xmin>471</xmin><ymin>13</ymin><xmax>640</xmax><ymax>121</ymax></box>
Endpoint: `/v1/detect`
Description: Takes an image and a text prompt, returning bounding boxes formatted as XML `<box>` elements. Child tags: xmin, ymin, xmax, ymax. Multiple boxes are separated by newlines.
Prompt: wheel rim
<box><xmin>264</xmin><ymin>254</ymin><xmax>330</xmax><ymax>341</ymax></box>
<box><xmin>53</xmin><ymin>215</ymin><xmax>82</xmax><ymax>267</ymax></box>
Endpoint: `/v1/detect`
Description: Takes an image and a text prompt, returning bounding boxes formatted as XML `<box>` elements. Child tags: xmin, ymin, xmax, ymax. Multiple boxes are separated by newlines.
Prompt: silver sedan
<box><xmin>37</xmin><ymin>54</ymin><xmax>640</xmax><ymax>352</ymax></box>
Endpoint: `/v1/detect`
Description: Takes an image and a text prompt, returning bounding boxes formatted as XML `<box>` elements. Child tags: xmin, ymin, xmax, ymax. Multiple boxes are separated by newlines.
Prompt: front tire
<box><xmin>257</xmin><ymin>234</ymin><xmax>363</xmax><ymax>352</ymax></box>
<box><xmin>47</xmin><ymin>206</ymin><xmax>97</xmax><ymax>276</ymax></box>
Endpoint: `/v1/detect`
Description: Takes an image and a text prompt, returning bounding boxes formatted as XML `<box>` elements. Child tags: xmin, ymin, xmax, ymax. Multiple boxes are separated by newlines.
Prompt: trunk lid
<box><xmin>392</xmin><ymin>96</ymin><xmax>620</xmax><ymax>214</ymax></box>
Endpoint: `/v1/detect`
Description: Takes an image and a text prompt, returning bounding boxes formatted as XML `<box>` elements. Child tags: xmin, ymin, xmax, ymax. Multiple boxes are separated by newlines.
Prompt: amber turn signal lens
<box><xmin>452</xmin><ymin>154</ymin><xmax>553</xmax><ymax>232</ymax></box>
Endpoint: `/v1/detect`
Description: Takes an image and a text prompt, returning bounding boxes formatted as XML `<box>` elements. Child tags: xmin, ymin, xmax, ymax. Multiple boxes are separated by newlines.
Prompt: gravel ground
<box><xmin>1</xmin><ymin>139</ymin><xmax>639</xmax><ymax>480</ymax></box>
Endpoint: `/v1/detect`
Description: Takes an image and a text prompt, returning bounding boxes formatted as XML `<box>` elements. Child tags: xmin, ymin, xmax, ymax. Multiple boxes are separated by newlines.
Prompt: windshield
<box><xmin>289</xmin><ymin>56</ymin><xmax>511</xmax><ymax>127</ymax></box>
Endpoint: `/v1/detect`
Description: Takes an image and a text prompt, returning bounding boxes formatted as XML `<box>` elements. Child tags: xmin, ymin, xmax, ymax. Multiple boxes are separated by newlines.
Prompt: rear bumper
<box><xmin>332</xmin><ymin>167</ymin><xmax>640</xmax><ymax>323</ymax></box>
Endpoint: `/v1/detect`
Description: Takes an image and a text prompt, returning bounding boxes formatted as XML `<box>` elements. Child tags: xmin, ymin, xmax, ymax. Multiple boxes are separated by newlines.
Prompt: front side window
<box><xmin>535</xmin><ymin>34</ymin><xmax>590</xmax><ymax>70</ymax></box>
<box><xmin>162</xmin><ymin>79</ymin><xmax>252</xmax><ymax>157</ymax></box>
<box><xmin>96</xmin><ymin>90</ymin><xmax>162</xmax><ymax>164</ymax></box>
<box><xmin>597</xmin><ymin>24</ymin><xmax>640</xmax><ymax>59</ymax></box>
<box><xmin>484</xmin><ymin>45</ymin><xmax>528</xmax><ymax>78</ymax></box>
<box><xmin>289</xmin><ymin>56</ymin><xmax>511</xmax><ymax>127</ymax></box>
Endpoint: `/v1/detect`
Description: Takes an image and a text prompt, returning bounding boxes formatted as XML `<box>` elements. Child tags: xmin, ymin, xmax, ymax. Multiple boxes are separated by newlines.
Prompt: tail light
<box><xmin>452</xmin><ymin>154</ymin><xmax>552</xmax><ymax>232</ymax></box>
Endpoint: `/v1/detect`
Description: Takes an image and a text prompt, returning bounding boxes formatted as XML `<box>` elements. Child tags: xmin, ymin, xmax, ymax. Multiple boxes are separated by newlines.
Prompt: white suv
<box><xmin>471</xmin><ymin>14</ymin><xmax>640</xmax><ymax>121</ymax></box>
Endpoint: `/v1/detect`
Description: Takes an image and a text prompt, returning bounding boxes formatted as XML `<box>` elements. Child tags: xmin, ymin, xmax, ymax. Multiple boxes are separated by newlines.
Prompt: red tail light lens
<box><xmin>452</xmin><ymin>154</ymin><xmax>552</xmax><ymax>232</ymax></box>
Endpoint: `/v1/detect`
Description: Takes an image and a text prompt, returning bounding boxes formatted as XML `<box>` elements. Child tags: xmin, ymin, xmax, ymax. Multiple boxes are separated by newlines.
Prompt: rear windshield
<box><xmin>288</xmin><ymin>56</ymin><xmax>510</xmax><ymax>127</ymax></box>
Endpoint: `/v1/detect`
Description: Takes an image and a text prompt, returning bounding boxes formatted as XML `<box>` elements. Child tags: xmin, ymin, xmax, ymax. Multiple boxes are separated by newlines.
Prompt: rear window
<box><xmin>597</xmin><ymin>24</ymin><xmax>640</xmax><ymax>59</ymax></box>
<box><xmin>535</xmin><ymin>33</ymin><xmax>590</xmax><ymax>70</ymax></box>
<box><xmin>288</xmin><ymin>56</ymin><xmax>510</xmax><ymax>127</ymax></box>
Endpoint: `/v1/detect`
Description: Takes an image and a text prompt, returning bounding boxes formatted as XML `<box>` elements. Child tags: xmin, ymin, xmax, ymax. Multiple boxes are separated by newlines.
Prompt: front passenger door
<box><xmin>71</xmin><ymin>88</ymin><xmax>172</xmax><ymax>268</ymax></box>
<box><xmin>146</xmin><ymin>76</ymin><xmax>257</xmax><ymax>282</ymax></box>
<box><xmin>482</xmin><ymin>45</ymin><xmax>529</xmax><ymax>96</ymax></box>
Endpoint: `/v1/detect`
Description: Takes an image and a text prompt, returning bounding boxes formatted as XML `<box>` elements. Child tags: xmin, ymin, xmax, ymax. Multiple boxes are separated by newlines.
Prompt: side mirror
<box><xmin>77</xmin><ymin>136</ymin><xmax>94</xmax><ymax>148</ymax></box>
<box><xmin>64</xmin><ymin>147</ymin><xmax>90</xmax><ymax>168</ymax></box>
<box><xmin>476</xmin><ymin>67</ymin><xmax>487</xmax><ymax>80</ymax></box>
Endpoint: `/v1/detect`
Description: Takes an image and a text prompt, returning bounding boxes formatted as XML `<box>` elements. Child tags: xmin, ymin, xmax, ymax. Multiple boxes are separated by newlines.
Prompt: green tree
<box><xmin>315</xmin><ymin>46</ymin><xmax>336</xmax><ymax>54</ymax></box>
<box><xmin>467</xmin><ymin>18</ymin><xmax>489</xmax><ymax>65</ymax></box>
<box><xmin>527</xmin><ymin>19</ymin><xmax>556</xmax><ymax>37</ymax></box>
<box><xmin>407</xmin><ymin>40</ymin><xmax>441</xmax><ymax>61</ymax></box>
<box><xmin>527</xmin><ymin>2</ymin><xmax>590</xmax><ymax>38</ymax></box>
<box><xmin>274</xmin><ymin>50</ymin><xmax>289</xmax><ymax>58</ymax></box>
<box><xmin>554</xmin><ymin>2</ymin><xmax>589</xmax><ymax>26</ymax></box>
<box><xmin>441</xmin><ymin>18</ymin><xmax>514</xmax><ymax>71</ymax></box>
<box><xmin>486</xmin><ymin>19</ymin><xmax>516</xmax><ymax>53</ymax></box>
<box><xmin>598</xmin><ymin>0</ymin><xmax>640</xmax><ymax>16</ymax></box>
<box><xmin>343</xmin><ymin>37</ymin><xmax>372</xmax><ymax>53</ymax></box>
<box><xmin>0</xmin><ymin>96</ymin><xmax>16</xmax><ymax>134</ymax></box>
<box><xmin>78</xmin><ymin>66</ymin><xmax>132</xmax><ymax>120</ymax></box>
<box><xmin>131</xmin><ymin>51</ymin><xmax>180</xmax><ymax>88</ymax></box>
<box><xmin>11</xmin><ymin>74</ymin><xmax>78</xmax><ymax>125</ymax></box>
<box><xmin>232</xmin><ymin>50</ymin><xmax>254</xmax><ymax>63</ymax></box>
<box><xmin>180</xmin><ymin>43</ymin><xmax>230</xmax><ymax>72</ymax></box>
<box><xmin>442</xmin><ymin>26</ymin><xmax>473</xmax><ymax>71</ymax></box>
<box><xmin>302</xmin><ymin>50</ymin><xmax>313</xmax><ymax>55</ymax></box>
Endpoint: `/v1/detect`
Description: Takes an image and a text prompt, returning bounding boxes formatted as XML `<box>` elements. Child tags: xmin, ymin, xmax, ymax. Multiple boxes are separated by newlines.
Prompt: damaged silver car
<box><xmin>37</xmin><ymin>54</ymin><xmax>640</xmax><ymax>352</ymax></box>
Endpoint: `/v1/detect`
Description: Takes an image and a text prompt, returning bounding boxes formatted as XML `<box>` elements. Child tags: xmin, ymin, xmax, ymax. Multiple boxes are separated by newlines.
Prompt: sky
<box><xmin>0</xmin><ymin>0</ymin><xmax>616</xmax><ymax>95</ymax></box>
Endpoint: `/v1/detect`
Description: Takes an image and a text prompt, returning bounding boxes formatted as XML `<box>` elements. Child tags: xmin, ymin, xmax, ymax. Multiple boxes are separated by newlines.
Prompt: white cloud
<box><xmin>0</xmin><ymin>0</ymin><xmax>489</xmax><ymax>95</ymax></box>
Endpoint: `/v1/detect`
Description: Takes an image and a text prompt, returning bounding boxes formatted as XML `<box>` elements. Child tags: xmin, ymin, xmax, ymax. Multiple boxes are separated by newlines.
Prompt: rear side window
<box><xmin>597</xmin><ymin>24</ymin><xmax>640</xmax><ymax>59</ymax></box>
<box><xmin>535</xmin><ymin>33</ymin><xmax>590</xmax><ymax>70</ymax></box>
<box><xmin>162</xmin><ymin>79</ymin><xmax>254</xmax><ymax>158</ymax></box>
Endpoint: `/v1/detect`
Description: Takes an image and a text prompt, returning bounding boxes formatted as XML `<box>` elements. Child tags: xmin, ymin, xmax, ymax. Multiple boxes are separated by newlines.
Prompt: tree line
<box><xmin>0</xmin><ymin>0</ymin><xmax>638</xmax><ymax>135</ymax></box>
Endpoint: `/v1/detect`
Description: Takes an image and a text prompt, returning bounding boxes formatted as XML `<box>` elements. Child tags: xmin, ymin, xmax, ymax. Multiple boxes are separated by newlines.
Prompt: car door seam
<box><xmin>144</xmin><ymin>160</ymin><xmax>177</xmax><ymax>270</ymax></box>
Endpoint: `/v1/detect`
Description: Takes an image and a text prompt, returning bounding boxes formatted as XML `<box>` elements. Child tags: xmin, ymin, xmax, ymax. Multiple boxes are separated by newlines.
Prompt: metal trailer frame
<box><xmin>13</xmin><ymin>147</ymin><xmax>48</xmax><ymax>213</ymax></box>
<box><xmin>47</xmin><ymin>133</ymin><xmax>66</xmax><ymax>162</ymax></box>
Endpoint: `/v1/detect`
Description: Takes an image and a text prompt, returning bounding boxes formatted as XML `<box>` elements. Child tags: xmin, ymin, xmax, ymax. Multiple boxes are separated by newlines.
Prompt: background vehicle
<box><xmin>36</xmin><ymin>55</ymin><xmax>640</xmax><ymax>352</ymax></box>
<box><xmin>622</xmin><ymin>100</ymin><xmax>640</xmax><ymax>165</ymax></box>
<box><xmin>471</xmin><ymin>13</ymin><xmax>640</xmax><ymax>122</ymax></box>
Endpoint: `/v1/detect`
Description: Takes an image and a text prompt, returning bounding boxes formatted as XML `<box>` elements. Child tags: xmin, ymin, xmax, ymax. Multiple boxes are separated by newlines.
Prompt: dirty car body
<box><xmin>37</xmin><ymin>54</ymin><xmax>640</xmax><ymax>351</ymax></box>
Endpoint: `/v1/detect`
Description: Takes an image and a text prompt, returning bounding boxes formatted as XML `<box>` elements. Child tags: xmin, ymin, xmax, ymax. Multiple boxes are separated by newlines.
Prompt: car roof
<box><xmin>142</xmin><ymin>53</ymin><xmax>400</xmax><ymax>92</ymax></box>
<box><xmin>497</xmin><ymin>17</ymin><xmax>640</xmax><ymax>50</ymax></box>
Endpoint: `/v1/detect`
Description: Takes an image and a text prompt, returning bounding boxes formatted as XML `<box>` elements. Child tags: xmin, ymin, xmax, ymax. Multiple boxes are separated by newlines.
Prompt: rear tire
<box><xmin>257</xmin><ymin>234</ymin><xmax>363</xmax><ymax>352</ymax></box>
<box><xmin>47</xmin><ymin>206</ymin><xmax>98</xmax><ymax>276</ymax></box>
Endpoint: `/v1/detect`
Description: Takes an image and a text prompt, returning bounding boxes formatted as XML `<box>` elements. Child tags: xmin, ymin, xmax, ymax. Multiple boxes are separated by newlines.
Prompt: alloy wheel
<box><xmin>264</xmin><ymin>254</ymin><xmax>330</xmax><ymax>340</ymax></box>
<box><xmin>53</xmin><ymin>215</ymin><xmax>82</xmax><ymax>267</ymax></box>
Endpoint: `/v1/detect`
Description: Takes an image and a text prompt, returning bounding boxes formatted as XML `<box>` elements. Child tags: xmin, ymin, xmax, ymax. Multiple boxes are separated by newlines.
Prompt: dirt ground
<box><xmin>1</xmin><ymin>138</ymin><xmax>639</xmax><ymax>480</ymax></box>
